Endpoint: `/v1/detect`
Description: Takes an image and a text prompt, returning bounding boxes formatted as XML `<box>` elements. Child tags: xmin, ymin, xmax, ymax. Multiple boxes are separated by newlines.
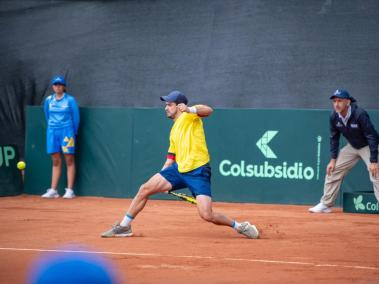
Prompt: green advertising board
<box><xmin>0</xmin><ymin>145</ymin><xmax>23</xmax><ymax>196</ymax></box>
<box><xmin>343</xmin><ymin>191</ymin><xmax>379</xmax><ymax>214</ymax></box>
<box><xmin>24</xmin><ymin>106</ymin><xmax>379</xmax><ymax>205</ymax></box>
<box><xmin>205</xmin><ymin>109</ymin><xmax>329</xmax><ymax>204</ymax></box>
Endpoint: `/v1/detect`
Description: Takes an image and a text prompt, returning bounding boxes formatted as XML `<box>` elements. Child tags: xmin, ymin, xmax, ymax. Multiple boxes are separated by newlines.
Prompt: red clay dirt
<box><xmin>0</xmin><ymin>195</ymin><xmax>378</xmax><ymax>284</ymax></box>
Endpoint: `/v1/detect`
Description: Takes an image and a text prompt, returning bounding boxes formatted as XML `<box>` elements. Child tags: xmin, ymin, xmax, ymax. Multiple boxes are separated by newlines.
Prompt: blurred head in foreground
<box><xmin>26</xmin><ymin>245</ymin><xmax>122</xmax><ymax>284</ymax></box>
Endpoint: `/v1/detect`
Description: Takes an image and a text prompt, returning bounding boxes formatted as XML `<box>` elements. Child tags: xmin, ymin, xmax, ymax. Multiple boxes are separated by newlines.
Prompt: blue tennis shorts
<box><xmin>47</xmin><ymin>127</ymin><xmax>76</xmax><ymax>154</ymax></box>
<box><xmin>159</xmin><ymin>163</ymin><xmax>212</xmax><ymax>197</ymax></box>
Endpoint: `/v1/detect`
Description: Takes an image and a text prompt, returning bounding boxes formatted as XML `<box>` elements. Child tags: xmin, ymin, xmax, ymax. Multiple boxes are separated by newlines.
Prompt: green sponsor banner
<box><xmin>206</xmin><ymin>109</ymin><xmax>379</xmax><ymax>204</ymax></box>
<box><xmin>24</xmin><ymin>106</ymin><xmax>379</xmax><ymax>205</ymax></box>
<box><xmin>206</xmin><ymin>109</ymin><xmax>329</xmax><ymax>204</ymax></box>
<box><xmin>343</xmin><ymin>192</ymin><xmax>379</xmax><ymax>214</ymax></box>
<box><xmin>0</xmin><ymin>144</ymin><xmax>23</xmax><ymax>196</ymax></box>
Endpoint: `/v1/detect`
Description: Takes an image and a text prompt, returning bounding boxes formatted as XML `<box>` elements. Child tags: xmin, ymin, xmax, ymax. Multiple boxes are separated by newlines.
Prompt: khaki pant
<box><xmin>321</xmin><ymin>144</ymin><xmax>379</xmax><ymax>206</ymax></box>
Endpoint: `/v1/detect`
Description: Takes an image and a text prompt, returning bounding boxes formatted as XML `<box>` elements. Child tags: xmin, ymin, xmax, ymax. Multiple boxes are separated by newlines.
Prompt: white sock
<box><xmin>232</xmin><ymin>220</ymin><xmax>241</xmax><ymax>230</ymax></box>
<box><xmin>120</xmin><ymin>214</ymin><xmax>134</xmax><ymax>227</ymax></box>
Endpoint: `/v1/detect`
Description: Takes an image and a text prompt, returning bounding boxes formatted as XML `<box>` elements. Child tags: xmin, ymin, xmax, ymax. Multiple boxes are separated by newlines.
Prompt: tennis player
<box><xmin>102</xmin><ymin>90</ymin><xmax>259</xmax><ymax>239</ymax></box>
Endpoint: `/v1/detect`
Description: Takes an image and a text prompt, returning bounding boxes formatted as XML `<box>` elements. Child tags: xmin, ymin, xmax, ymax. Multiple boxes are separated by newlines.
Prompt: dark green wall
<box><xmin>24</xmin><ymin>106</ymin><xmax>379</xmax><ymax>205</ymax></box>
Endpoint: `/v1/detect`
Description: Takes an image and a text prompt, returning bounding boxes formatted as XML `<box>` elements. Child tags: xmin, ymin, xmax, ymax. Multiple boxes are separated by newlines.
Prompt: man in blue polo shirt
<box><xmin>309</xmin><ymin>89</ymin><xmax>379</xmax><ymax>213</ymax></box>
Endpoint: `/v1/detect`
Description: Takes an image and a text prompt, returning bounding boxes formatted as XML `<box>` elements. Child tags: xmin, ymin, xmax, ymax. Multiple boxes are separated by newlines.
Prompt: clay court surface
<box><xmin>0</xmin><ymin>195</ymin><xmax>378</xmax><ymax>284</ymax></box>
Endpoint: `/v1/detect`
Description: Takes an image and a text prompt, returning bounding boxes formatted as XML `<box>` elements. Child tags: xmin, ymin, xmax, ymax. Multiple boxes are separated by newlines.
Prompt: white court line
<box><xmin>0</xmin><ymin>247</ymin><xmax>378</xmax><ymax>271</ymax></box>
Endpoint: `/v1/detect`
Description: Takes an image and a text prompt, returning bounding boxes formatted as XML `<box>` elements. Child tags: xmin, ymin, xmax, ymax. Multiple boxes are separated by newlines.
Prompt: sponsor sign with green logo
<box><xmin>0</xmin><ymin>145</ymin><xmax>23</xmax><ymax>196</ymax></box>
<box><xmin>205</xmin><ymin>109</ymin><xmax>331</xmax><ymax>204</ymax></box>
<box><xmin>343</xmin><ymin>192</ymin><xmax>379</xmax><ymax>214</ymax></box>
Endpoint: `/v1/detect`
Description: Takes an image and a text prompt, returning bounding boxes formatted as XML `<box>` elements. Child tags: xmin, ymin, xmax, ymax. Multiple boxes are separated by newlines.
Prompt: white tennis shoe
<box><xmin>237</xmin><ymin>222</ymin><xmax>259</xmax><ymax>239</ymax></box>
<box><xmin>63</xmin><ymin>188</ymin><xmax>75</xmax><ymax>199</ymax></box>
<box><xmin>309</xmin><ymin>202</ymin><xmax>332</xmax><ymax>213</ymax></box>
<box><xmin>41</xmin><ymin>188</ymin><xmax>59</xmax><ymax>198</ymax></box>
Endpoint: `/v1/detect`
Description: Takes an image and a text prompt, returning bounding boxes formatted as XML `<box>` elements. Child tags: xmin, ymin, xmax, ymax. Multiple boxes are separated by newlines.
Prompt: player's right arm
<box><xmin>162</xmin><ymin>135</ymin><xmax>176</xmax><ymax>170</ymax></box>
<box><xmin>161</xmin><ymin>156</ymin><xmax>175</xmax><ymax>194</ymax></box>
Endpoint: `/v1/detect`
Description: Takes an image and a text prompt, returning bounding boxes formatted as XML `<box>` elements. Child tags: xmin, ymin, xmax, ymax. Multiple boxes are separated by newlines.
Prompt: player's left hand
<box><xmin>177</xmin><ymin>103</ymin><xmax>189</xmax><ymax>113</ymax></box>
<box><xmin>369</xmin><ymin>163</ymin><xmax>379</xmax><ymax>178</ymax></box>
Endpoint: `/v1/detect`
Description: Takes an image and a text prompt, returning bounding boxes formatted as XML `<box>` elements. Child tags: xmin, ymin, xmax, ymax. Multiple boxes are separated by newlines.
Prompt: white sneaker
<box><xmin>309</xmin><ymin>202</ymin><xmax>332</xmax><ymax>213</ymax></box>
<box><xmin>42</xmin><ymin>188</ymin><xmax>59</xmax><ymax>198</ymax></box>
<box><xmin>63</xmin><ymin>188</ymin><xmax>76</xmax><ymax>199</ymax></box>
<box><xmin>237</xmin><ymin>221</ymin><xmax>259</xmax><ymax>239</ymax></box>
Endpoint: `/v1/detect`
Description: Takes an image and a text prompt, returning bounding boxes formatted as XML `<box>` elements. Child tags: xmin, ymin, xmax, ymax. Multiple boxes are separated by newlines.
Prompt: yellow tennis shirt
<box><xmin>168</xmin><ymin>112</ymin><xmax>210</xmax><ymax>173</ymax></box>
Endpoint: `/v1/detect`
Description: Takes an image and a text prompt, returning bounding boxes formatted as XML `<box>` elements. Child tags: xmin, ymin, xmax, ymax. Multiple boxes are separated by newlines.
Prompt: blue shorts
<box><xmin>159</xmin><ymin>163</ymin><xmax>212</xmax><ymax>197</ymax></box>
<box><xmin>47</xmin><ymin>127</ymin><xmax>76</xmax><ymax>154</ymax></box>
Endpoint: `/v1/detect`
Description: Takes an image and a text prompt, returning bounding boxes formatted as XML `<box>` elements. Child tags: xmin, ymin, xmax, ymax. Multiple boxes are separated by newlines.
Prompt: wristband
<box><xmin>188</xmin><ymin>106</ymin><xmax>197</xmax><ymax>114</ymax></box>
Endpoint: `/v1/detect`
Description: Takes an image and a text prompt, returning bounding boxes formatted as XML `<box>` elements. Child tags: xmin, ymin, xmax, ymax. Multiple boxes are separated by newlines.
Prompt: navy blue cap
<box><xmin>330</xmin><ymin>89</ymin><xmax>356</xmax><ymax>102</ymax></box>
<box><xmin>51</xmin><ymin>76</ymin><xmax>66</xmax><ymax>86</ymax></box>
<box><xmin>160</xmin><ymin>90</ymin><xmax>188</xmax><ymax>105</ymax></box>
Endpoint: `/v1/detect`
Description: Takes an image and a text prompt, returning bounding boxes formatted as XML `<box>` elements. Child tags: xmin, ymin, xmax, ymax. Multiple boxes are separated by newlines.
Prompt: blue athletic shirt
<box><xmin>44</xmin><ymin>93</ymin><xmax>80</xmax><ymax>134</ymax></box>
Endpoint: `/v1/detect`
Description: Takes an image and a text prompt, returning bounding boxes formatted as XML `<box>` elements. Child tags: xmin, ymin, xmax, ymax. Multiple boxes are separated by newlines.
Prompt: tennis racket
<box><xmin>168</xmin><ymin>191</ymin><xmax>197</xmax><ymax>204</ymax></box>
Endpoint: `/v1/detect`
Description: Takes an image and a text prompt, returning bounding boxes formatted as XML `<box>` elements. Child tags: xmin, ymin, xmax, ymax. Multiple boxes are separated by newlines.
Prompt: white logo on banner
<box><xmin>256</xmin><ymin>130</ymin><xmax>278</xmax><ymax>159</ymax></box>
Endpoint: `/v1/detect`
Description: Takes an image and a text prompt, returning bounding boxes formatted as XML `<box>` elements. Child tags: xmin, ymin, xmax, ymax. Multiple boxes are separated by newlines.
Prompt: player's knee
<box><xmin>199</xmin><ymin>211</ymin><xmax>214</xmax><ymax>223</ymax></box>
<box><xmin>137</xmin><ymin>183</ymin><xmax>153</xmax><ymax>199</ymax></box>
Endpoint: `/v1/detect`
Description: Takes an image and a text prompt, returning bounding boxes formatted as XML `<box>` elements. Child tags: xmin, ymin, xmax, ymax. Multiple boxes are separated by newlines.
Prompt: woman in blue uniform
<box><xmin>41</xmin><ymin>76</ymin><xmax>80</xmax><ymax>199</ymax></box>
